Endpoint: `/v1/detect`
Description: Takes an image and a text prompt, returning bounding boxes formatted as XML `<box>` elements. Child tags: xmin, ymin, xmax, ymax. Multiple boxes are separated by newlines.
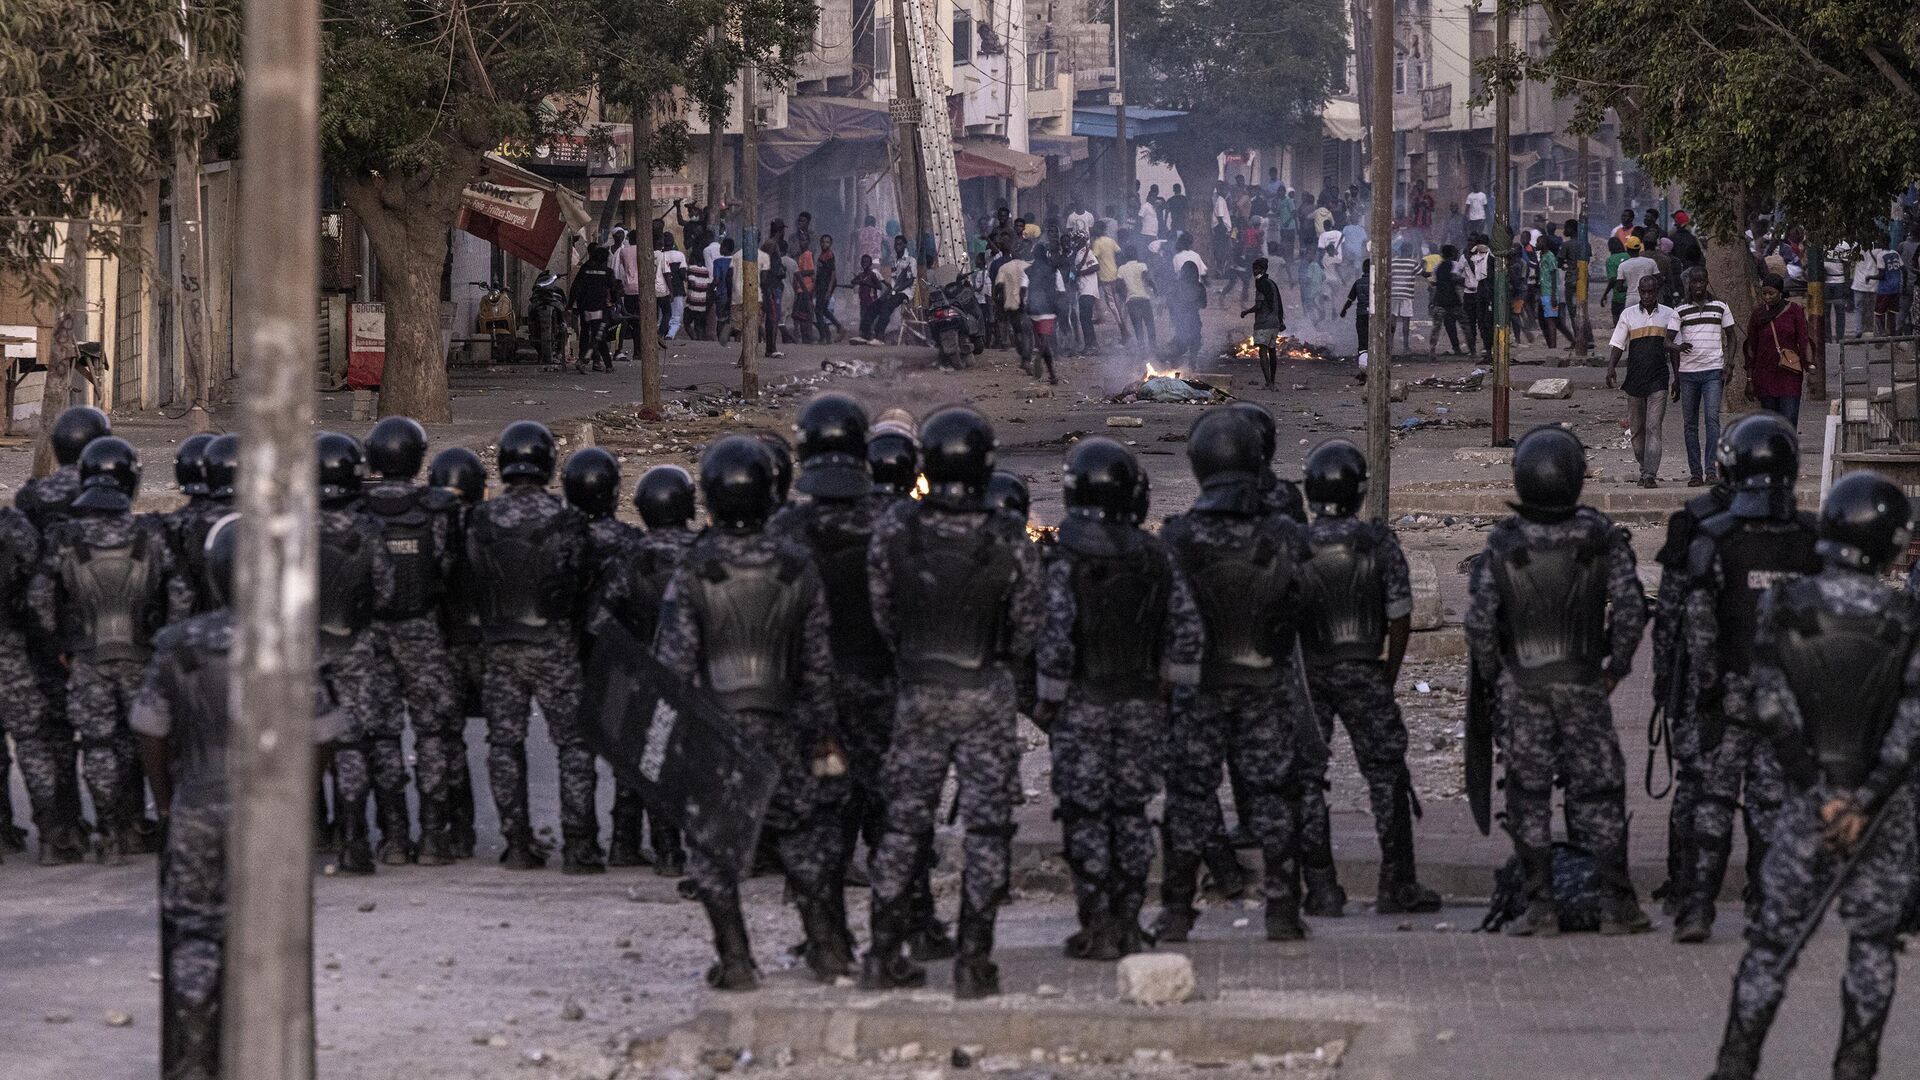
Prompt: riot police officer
<box><xmin>1707</xmin><ymin>471</ymin><xmax>1920</xmax><ymax>1080</ymax></box>
<box><xmin>315</xmin><ymin>431</ymin><xmax>395</xmax><ymax>874</ymax></box>
<box><xmin>1156</xmin><ymin>409</ymin><xmax>1310</xmax><ymax>943</ymax></box>
<box><xmin>17</xmin><ymin>405</ymin><xmax>112</xmax><ymax>531</ymax></box>
<box><xmin>591</xmin><ymin>465</ymin><xmax>697</xmax><ymax>874</ymax></box>
<box><xmin>863</xmin><ymin>407</ymin><xmax>1043</xmax><ymax>998</ymax></box>
<box><xmin>1464</xmin><ymin>425</ymin><xmax>1649</xmax><ymax>937</ymax></box>
<box><xmin>1649</xmin><ymin>464</ymin><xmax>1732</xmax><ymax>914</ymax></box>
<box><xmin>428</xmin><ymin>446</ymin><xmax>487</xmax><ymax>858</ymax></box>
<box><xmin>179</xmin><ymin>435</ymin><xmax>240</xmax><ymax>609</ymax></box>
<box><xmin>160</xmin><ymin>433</ymin><xmax>223</xmax><ymax>615</ymax></box>
<box><xmin>1036</xmin><ymin>437</ymin><xmax>1203</xmax><ymax>959</ymax></box>
<box><xmin>0</xmin><ymin>487</ymin><xmax>53</xmax><ymax>858</ymax></box>
<box><xmin>29</xmin><ymin>436</ymin><xmax>190</xmax><ymax>858</ymax></box>
<box><xmin>1295</xmin><ymin>440</ymin><xmax>1442</xmax><ymax>915</ymax></box>
<box><xmin>1227</xmin><ymin>400</ymin><xmax>1306</xmax><ymax>524</ymax></box>
<box><xmin>986</xmin><ymin>470</ymin><xmax>1030</xmax><ymax>521</ymax></box>
<box><xmin>465</xmin><ymin>422</ymin><xmax>596</xmax><ymax>872</ymax></box>
<box><xmin>135</xmin><ymin>515</ymin><xmax>349</xmax><ymax>1079</ymax></box>
<box><xmin>654</xmin><ymin>435</ymin><xmax>842</xmax><ymax>989</ymax></box>
<box><xmin>361</xmin><ymin>417</ymin><xmax>462</xmax><ymax>865</ymax></box>
<box><xmin>757</xmin><ymin>431</ymin><xmax>795</xmax><ymax>504</ymax></box>
<box><xmin>1674</xmin><ymin>413</ymin><xmax>1821</xmax><ymax>943</ymax></box>
<box><xmin>867</xmin><ymin>412</ymin><xmax>920</xmax><ymax>499</ymax></box>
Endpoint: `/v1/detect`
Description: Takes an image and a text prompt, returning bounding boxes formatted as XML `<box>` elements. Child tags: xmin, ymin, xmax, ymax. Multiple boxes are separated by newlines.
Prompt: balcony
<box><xmin>1028</xmin><ymin>86</ymin><xmax>1069</xmax><ymax>119</ymax></box>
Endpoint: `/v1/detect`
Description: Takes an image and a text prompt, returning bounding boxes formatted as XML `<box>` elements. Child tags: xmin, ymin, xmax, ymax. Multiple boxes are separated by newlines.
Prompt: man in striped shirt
<box><xmin>1389</xmin><ymin>244</ymin><xmax>1421</xmax><ymax>353</ymax></box>
<box><xmin>1673</xmin><ymin>268</ymin><xmax>1736</xmax><ymax>485</ymax></box>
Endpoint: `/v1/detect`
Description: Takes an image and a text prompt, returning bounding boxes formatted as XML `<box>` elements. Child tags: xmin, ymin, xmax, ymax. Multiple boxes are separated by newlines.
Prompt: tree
<box><xmin>1120</xmin><ymin>0</ymin><xmax>1349</xmax><ymax>235</ymax></box>
<box><xmin>0</xmin><ymin>0</ymin><xmax>235</xmax><ymax>471</ymax></box>
<box><xmin>322</xmin><ymin>0</ymin><xmax>604</xmax><ymax>422</ymax></box>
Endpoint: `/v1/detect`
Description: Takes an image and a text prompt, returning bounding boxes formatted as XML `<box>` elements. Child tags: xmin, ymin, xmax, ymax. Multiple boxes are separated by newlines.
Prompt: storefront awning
<box><xmin>456</xmin><ymin>153</ymin><xmax>590</xmax><ymax>268</ymax></box>
<box><xmin>761</xmin><ymin>96</ymin><xmax>892</xmax><ymax>176</ymax></box>
<box><xmin>1321</xmin><ymin>98</ymin><xmax>1363</xmax><ymax>142</ymax></box>
<box><xmin>955</xmin><ymin>139</ymin><xmax>1046</xmax><ymax>189</ymax></box>
<box><xmin>1072</xmin><ymin>105</ymin><xmax>1187</xmax><ymax>139</ymax></box>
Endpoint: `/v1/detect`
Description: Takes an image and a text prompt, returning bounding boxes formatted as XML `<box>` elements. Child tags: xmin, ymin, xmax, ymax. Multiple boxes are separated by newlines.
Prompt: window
<box><xmin>1028</xmin><ymin>49</ymin><xmax>1057</xmax><ymax>90</ymax></box>
<box><xmin>875</xmin><ymin>19</ymin><xmax>892</xmax><ymax>77</ymax></box>
<box><xmin>953</xmin><ymin>9</ymin><xmax>973</xmax><ymax>63</ymax></box>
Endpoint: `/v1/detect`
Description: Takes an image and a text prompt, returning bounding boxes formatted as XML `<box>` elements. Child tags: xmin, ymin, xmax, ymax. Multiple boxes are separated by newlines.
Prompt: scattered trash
<box><xmin>1415</xmin><ymin>681</ymin><xmax>1431</xmax><ymax>694</ymax></box>
<box><xmin>1411</xmin><ymin>369</ymin><xmax>1487</xmax><ymax>391</ymax></box>
<box><xmin>1108</xmin><ymin>375</ymin><xmax>1232</xmax><ymax>404</ymax></box>
<box><xmin>821</xmin><ymin>358</ymin><xmax>876</xmax><ymax>378</ymax></box>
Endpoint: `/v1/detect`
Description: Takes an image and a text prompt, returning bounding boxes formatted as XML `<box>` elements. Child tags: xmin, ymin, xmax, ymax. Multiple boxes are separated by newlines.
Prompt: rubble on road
<box><xmin>1391</xmin><ymin>414</ymin><xmax>1491</xmax><ymax>439</ymax></box>
<box><xmin>1409</xmin><ymin>369</ymin><xmax>1487</xmax><ymax>392</ymax></box>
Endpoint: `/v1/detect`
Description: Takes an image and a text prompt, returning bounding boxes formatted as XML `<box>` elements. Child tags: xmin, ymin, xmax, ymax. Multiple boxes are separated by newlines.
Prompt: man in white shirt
<box><xmin>1605</xmin><ymin>275</ymin><xmax>1681</xmax><ymax>487</ymax></box>
<box><xmin>1672</xmin><ymin>267</ymin><xmax>1736</xmax><ymax>485</ymax></box>
<box><xmin>655</xmin><ymin>239</ymin><xmax>688</xmax><ymax>339</ymax></box>
<box><xmin>1212</xmin><ymin>184</ymin><xmax>1232</xmax><ymax>231</ymax></box>
<box><xmin>1852</xmin><ymin>245</ymin><xmax>1885</xmax><ymax>335</ymax></box>
<box><xmin>1066</xmin><ymin>201</ymin><xmax>1095</xmax><ymax>235</ymax></box>
<box><xmin>1465</xmin><ymin>190</ymin><xmax>1488</xmax><ymax>226</ymax></box>
<box><xmin>1617</xmin><ymin>237</ymin><xmax>1660</xmax><ymax>310</ymax></box>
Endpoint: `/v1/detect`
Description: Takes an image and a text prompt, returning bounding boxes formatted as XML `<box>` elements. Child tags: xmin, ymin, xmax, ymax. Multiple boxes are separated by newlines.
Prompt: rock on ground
<box><xmin>1116</xmin><ymin>953</ymin><xmax>1196</xmax><ymax>1005</ymax></box>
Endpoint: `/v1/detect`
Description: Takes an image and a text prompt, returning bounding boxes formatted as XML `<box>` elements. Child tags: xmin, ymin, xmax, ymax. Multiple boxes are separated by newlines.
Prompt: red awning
<box><xmin>456</xmin><ymin>154</ymin><xmax>589</xmax><ymax>268</ymax></box>
<box><xmin>954</xmin><ymin>140</ymin><xmax>1046</xmax><ymax>188</ymax></box>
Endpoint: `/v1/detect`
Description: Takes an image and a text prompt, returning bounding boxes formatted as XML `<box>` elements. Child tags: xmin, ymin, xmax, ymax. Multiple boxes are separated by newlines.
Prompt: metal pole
<box><xmin>1112</xmin><ymin>0</ymin><xmax>1132</xmax><ymax>213</ymax></box>
<box><xmin>1570</xmin><ymin>132</ymin><xmax>1590</xmax><ymax>364</ymax></box>
<box><xmin>739</xmin><ymin>64</ymin><xmax>762</xmax><ymax>397</ymax></box>
<box><xmin>889</xmin><ymin>0</ymin><xmax>924</xmax><ymax>309</ymax></box>
<box><xmin>223</xmin><ymin>0</ymin><xmax>319</xmax><ymax>1069</ymax></box>
<box><xmin>633</xmin><ymin>93</ymin><xmax>663</xmax><ymax>415</ymax></box>
<box><xmin>1489</xmin><ymin>0</ymin><xmax>1512</xmax><ymax>446</ymax></box>
<box><xmin>1364</xmin><ymin>0</ymin><xmax>1394</xmax><ymax>519</ymax></box>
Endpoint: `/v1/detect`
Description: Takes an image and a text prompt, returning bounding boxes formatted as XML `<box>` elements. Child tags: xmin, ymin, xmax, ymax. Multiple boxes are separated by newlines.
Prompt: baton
<box><xmin>1772</xmin><ymin>796</ymin><xmax>1903</xmax><ymax>980</ymax></box>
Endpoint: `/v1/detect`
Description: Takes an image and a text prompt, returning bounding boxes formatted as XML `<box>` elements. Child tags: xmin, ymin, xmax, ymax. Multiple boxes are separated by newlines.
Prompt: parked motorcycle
<box><xmin>472</xmin><ymin>281</ymin><xmax>521</xmax><ymax>363</ymax></box>
<box><xmin>928</xmin><ymin>276</ymin><xmax>986</xmax><ymax>369</ymax></box>
<box><xmin>527</xmin><ymin>272</ymin><xmax>569</xmax><ymax>366</ymax></box>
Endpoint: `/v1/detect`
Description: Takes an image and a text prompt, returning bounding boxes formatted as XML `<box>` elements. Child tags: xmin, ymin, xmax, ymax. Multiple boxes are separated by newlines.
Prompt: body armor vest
<box><xmin>1299</xmin><ymin>525</ymin><xmax>1388</xmax><ymax>663</ymax></box>
<box><xmin>364</xmin><ymin>488</ymin><xmax>441</xmax><ymax>620</ymax></box>
<box><xmin>166</xmin><ymin>624</ymin><xmax>235</xmax><ymax>809</ymax></box>
<box><xmin>317</xmin><ymin>521</ymin><xmax>375</xmax><ymax>657</ymax></box>
<box><xmin>805</xmin><ymin>509</ymin><xmax>890</xmax><ymax>678</ymax></box>
<box><xmin>1700</xmin><ymin>514</ymin><xmax>1821</xmax><ymax>676</ymax></box>
<box><xmin>1487</xmin><ymin>520</ymin><xmax>1610</xmax><ymax>689</ymax></box>
<box><xmin>1768</xmin><ymin>585</ymin><xmax>1915</xmax><ymax>789</ymax></box>
<box><xmin>181</xmin><ymin>503</ymin><xmax>228</xmax><ymax>613</ymax></box>
<box><xmin>890</xmin><ymin>509</ymin><xmax>1017</xmax><ymax>686</ymax></box>
<box><xmin>1068</xmin><ymin>542</ymin><xmax>1171</xmax><ymax>702</ymax></box>
<box><xmin>1166</xmin><ymin>516</ymin><xmax>1296</xmax><ymax>689</ymax></box>
<box><xmin>466</xmin><ymin>512</ymin><xmax>575</xmax><ymax>644</ymax></box>
<box><xmin>688</xmin><ymin>552</ymin><xmax>812</xmax><ymax>715</ymax></box>
<box><xmin>1656</xmin><ymin>491</ymin><xmax>1727</xmax><ymax>571</ymax></box>
<box><xmin>61</xmin><ymin>527</ymin><xmax>160</xmax><ymax>663</ymax></box>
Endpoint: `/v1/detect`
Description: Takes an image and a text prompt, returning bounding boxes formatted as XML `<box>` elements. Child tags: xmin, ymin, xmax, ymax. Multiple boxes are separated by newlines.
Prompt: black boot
<box><xmin>952</xmin><ymin>902</ymin><xmax>1000</xmax><ymax>1000</ymax></box>
<box><xmin>1673</xmin><ymin>898</ymin><xmax>1715</xmax><ymax>943</ymax></box>
<box><xmin>1502</xmin><ymin>846</ymin><xmax>1557</xmax><ymax>937</ymax></box>
<box><xmin>702</xmin><ymin>898</ymin><xmax>760</xmax><ymax>991</ymax></box>
<box><xmin>561</xmin><ymin>833</ymin><xmax>606</xmax><ymax>875</ymax></box>
<box><xmin>313</xmin><ymin>777</ymin><xmax>338</xmax><ymax>856</ymax></box>
<box><xmin>859</xmin><ymin>898</ymin><xmax>927</xmax><ymax>990</ymax></box>
<box><xmin>415</xmin><ymin>797</ymin><xmax>454</xmax><ymax>867</ymax></box>
<box><xmin>1373</xmin><ymin>778</ymin><xmax>1441</xmax><ymax>914</ymax></box>
<box><xmin>1833</xmin><ymin>973</ymin><xmax>1889</xmax><ymax>1080</ymax></box>
<box><xmin>119</xmin><ymin>815</ymin><xmax>163</xmax><ymax>856</ymax></box>
<box><xmin>1064</xmin><ymin>893</ymin><xmax>1113</xmax><ymax>961</ymax></box>
<box><xmin>499</xmin><ymin>827</ymin><xmax>546</xmax><ymax>870</ymax></box>
<box><xmin>446</xmin><ymin>768</ymin><xmax>477</xmax><ymax>859</ymax></box>
<box><xmin>1301</xmin><ymin>865</ymin><xmax>1347</xmax><ymax>917</ymax></box>
<box><xmin>607</xmin><ymin>814</ymin><xmax>647</xmax><ymax>868</ymax></box>
<box><xmin>376</xmin><ymin>795</ymin><xmax>413</xmax><ymax>866</ymax></box>
<box><xmin>906</xmin><ymin>875</ymin><xmax>956</xmax><ymax>961</ymax></box>
<box><xmin>1111</xmin><ymin>884</ymin><xmax>1151</xmax><ymax>956</ymax></box>
<box><xmin>37</xmin><ymin>822</ymin><xmax>88</xmax><ymax>866</ymax></box>
<box><xmin>1707</xmin><ymin>1001</ymin><xmax>1768</xmax><ymax>1080</ymax></box>
<box><xmin>165</xmin><ymin>998</ymin><xmax>221</xmax><ymax>1080</ymax></box>
<box><xmin>1265</xmin><ymin>893</ymin><xmax>1307</xmax><ymax>942</ymax></box>
<box><xmin>1151</xmin><ymin>851</ymin><xmax>1201</xmax><ymax>943</ymax></box>
<box><xmin>1201</xmin><ymin>837</ymin><xmax>1249</xmax><ymax>900</ymax></box>
<box><xmin>823</xmin><ymin>882</ymin><xmax>858</xmax><ymax>967</ymax></box>
<box><xmin>798</xmin><ymin>892</ymin><xmax>853</xmax><ymax>982</ymax></box>
<box><xmin>336</xmin><ymin>807</ymin><xmax>376</xmax><ymax>875</ymax></box>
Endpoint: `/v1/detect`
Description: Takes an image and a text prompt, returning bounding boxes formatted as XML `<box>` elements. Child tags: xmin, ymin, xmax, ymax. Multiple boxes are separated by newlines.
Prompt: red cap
<box><xmin>1672</xmin><ymin>210</ymin><xmax>1690</xmax><ymax>226</ymax></box>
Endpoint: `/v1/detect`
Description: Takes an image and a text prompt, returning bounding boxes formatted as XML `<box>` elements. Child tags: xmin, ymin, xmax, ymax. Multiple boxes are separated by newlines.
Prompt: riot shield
<box><xmin>1466</xmin><ymin>653</ymin><xmax>1495</xmax><ymax>836</ymax></box>
<box><xmin>580</xmin><ymin>619</ymin><xmax>779</xmax><ymax>877</ymax></box>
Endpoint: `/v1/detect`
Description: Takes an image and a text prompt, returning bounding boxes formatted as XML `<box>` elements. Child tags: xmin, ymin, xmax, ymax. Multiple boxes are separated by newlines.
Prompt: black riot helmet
<box><xmin>986</xmin><ymin>470</ymin><xmax>1030</xmax><ymax>521</ymax></box>
<box><xmin>701</xmin><ymin>435</ymin><xmax>778</xmax><ymax>529</ymax></box>
<box><xmin>496</xmin><ymin>421</ymin><xmax>557</xmax><ymax>484</ymax></box>
<box><xmin>72</xmin><ymin>436</ymin><xmax>141</xmax><ymax>512</ymax></box>
<box><xmin>1303</xmin><ymin>439</ymin><xmax>1369</xmax><ymax>518</ymax></box>
<box><xmin>1509</xmin><ymin>424</ymin><xmax>1586</xmax><ymax>521</ymax></box>
<box><xmin>1187</xmin><ymin>409</ymin><xmax>1265</xmax><ymax>484</ymax></box>
<box><xmin>561</xmin><ymin>447</ymin><xmax>621</xmax><ymax>520</ymax></box>
<box><xmin>919</xmin><ymin>406</ymin><xmax>995</xmax><ymax>508</ymax></box>
<box><xmin>428</xmin><ymin>446</ymin><xmax>486</xmax><ymax>505</ymax></box>
<box><xmin>1227</xmin><ymin>400</ymin><xmax>1278</xmax><ymax>463</ymax></box>
<box><xmin>1716</xmin><ymin>412</ymin><xmax>1799</xmax><ymax>518</ymax></box>
<box><xmin>50</xmin><ymin>406</ymin><xmax>112</xmax><ymax>466</ymax></box>
<box><xmin>315</xmin><ymin>431</ymin><xmax>367</xmax><ymax>506</ymax></box>
<box><xmin>174</xmin><ymin>433</ymin><xmax>216</xmax><ymax>497</ymax></box>
<box><xmin>203</xmin><ymin>512</ymin><xmax>240</xmax><ymax>608</ymax></box>
<box><xmin>1816</xmin><ymin>471</ymin><xmax>1912</xmax><ymax>573</ymax></box>
<box><xmin>1130</xmin><ymin>469</ymin><xmax>1151</xmax><ymax>524</ymax></box>
<box><xmin>868</xmin><ymin>433</ymin><xmax>919</xmax><ymax>496</ymax></box>
<box><xmin>1063</xmin><ymin>436</ymin><xmax>1141</xmax><ymax>522</ymax></box>
<box><xmin>794</xmin><ymin>392</ymin><xmax>871</xmax><ymax>499</ymax></box>
<box><xmin>755</xmin><ymin>431</ymin><xmax>794</xmax><ymax>503</ymax></box>
<box><xmin>204</xmin><ymin>434</ymin><xmax>240</xmax><ymax>501</ymax></box>
<box><xmin>633</xmin><ymin>464</ymin><xmax>696</xmax><ymax>529</ymax></box>
<box><xmin>367</xmin><ymin>416</ymin><xmax>429</xmax><ymax>481</ymax></box>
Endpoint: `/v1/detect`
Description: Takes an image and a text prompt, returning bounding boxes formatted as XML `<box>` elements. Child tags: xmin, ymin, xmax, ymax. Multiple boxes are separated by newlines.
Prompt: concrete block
<box><xmin>1117</xmin><ymin>953</ymin><xmax>1195</xmax><ymax>1005</ymax></box>
<box><xmin>1406</xmin><ymin>550</ymin><xmax>1443</xmax><ymax>631</ymax></box>
<box><xmin>1389</xmin><ymin>381</ymin><xmax>1409</xmax><ymax>403</ymax></box>
<box><xmin>1452</xmin><ymin>447</ymin><xmax>1512</xmax><ymax>466</ymax></box>
<box><xmin>1524</xmin><ymin>378</ymin><xmax>1572</xmax><ymax>400</ymax></box>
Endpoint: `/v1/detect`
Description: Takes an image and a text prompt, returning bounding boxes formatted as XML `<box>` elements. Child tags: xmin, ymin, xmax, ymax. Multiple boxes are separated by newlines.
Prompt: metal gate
<box><xmin>1834</xmin><ymin>334</ymin><xmax>1920</xmax><ymax>454</ymax></box>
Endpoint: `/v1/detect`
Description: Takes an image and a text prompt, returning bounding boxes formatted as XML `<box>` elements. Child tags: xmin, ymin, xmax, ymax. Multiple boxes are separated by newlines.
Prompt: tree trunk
<box><xmin>1168</xmin><ymin>142</ymin><xmax>1217</xmax><ymax>240</ymax></box>
<box><xmin>634</xmin><ymin>94</ymin><xmax>662</xmax><ymax>416</ymax></box>
<box><xmin>339</xmin><ymin>168</ymin><xmax>473</xmax><ymax>423</ymax></box>
<box><xmin>175</xmin><ymin>139</ymin><xmax>214</xmax><ymax>432</ymax></box>
<box><xmin>1707</xmin><ymin>236</ymin><xmax>1758</xmax><ymax>407</ymax></box>
<box><xmin>33</xmin><ymin>219</ymin><xmax>90</xmax><ymax>477</ymax></box>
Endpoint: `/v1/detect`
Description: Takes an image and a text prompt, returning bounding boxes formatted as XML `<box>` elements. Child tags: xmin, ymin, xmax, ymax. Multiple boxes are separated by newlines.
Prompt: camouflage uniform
<box><xmin>0</xmin><ymin>509</ymin><xmax>49</xmax><ymax>845</ymax></box>
<box><xmin>467</xmin><ymin>485</ymin><xmax>594</xmax><ymax>845</ymax></box>
<box><xmin>30</xmin><ymin>509</ymin><xmax>192</xmax><ymax>844</ymax></box>
<box><xmin>1035</xmin><ymin>520</ymin><xmax>1204</xmax><ymax>942</ymax></box>
<box><xmin>866</xmin><ymin>500</ymin><xmax>1044</xmax><ymax>939</ymax></box>
<box><xmin>1710</xmin><ymin>572</ymin><xmax>1920</xmax><ymax>1080</ymax></box>
<box><xmin>1648</xmin><ymin>492</ymin><xmax>1727</xmax><ymax>907</ymax></box>
<box><xmin>436</xmin><ymin>500</ymin><xmax>483</xmax><ymax>852</ymax></box>
<box><xmin>1297</xmin><ymin>516</ymin><xmax>1421</xmax><ymax>893</ymax></box>
<box><xmin>132</xmin><ymin>610</ymin><xmax>349</xmax><ymax>1080</ymax></box>
<box><xmin>1160</xmin><ymin>506</ymin><xmax>1309</xmax><ymax>921</ymax></box>
<box><xmin>1464</xmin><ymin>508</ymin><xmax>1646</xmax><ymax>907</ymax></box>
<box><xmin>652</xmin><ymin>526</ymin><xmax>840</xmax><ymax>920</ymax></box>
<box><xmin>15</xmin><ymin>465</ymin><xmax>85</xmax><ymax>835</ymax></box>
<box><xmin>159</xmin><ymin>497</ymin><xmax>229</xmax><ymax>615</ymax></box>
<box><xmin>317</xmin><ymin>504</ymin><xmax>398</xmax><ymax>843</ymax></box>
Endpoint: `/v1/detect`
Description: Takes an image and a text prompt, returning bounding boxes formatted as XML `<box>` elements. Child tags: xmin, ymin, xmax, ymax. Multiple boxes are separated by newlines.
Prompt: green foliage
<box><xmin>1120</xmin><ymin>0</ymin><xmax>1349</xmax><ymax>168</ymax></box>
<box><xmin>1534</xmin><ymin>0</ymin><xmax>1920</xmax><ymax>243</ymax></box>
<box><xmin>0</xmin><ymin>0</ymin><xmax>236</xmax><ymax>298</ymax></box>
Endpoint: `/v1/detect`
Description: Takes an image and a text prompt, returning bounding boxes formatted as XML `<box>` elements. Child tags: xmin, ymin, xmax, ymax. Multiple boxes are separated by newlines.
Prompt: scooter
<box><xmin>472</xmin><ymin>281</ymin><xmax>521</xmax><ymax>363</ymax></box>
<box><xmin>928</xmin><ymin>277</ymin><xmax>986</xmax><ymax>369</ymax></box>
<box><xmin>527</xmin><ymin>272</ymin><xmax>569</xmax><ymax>366</ymax></box>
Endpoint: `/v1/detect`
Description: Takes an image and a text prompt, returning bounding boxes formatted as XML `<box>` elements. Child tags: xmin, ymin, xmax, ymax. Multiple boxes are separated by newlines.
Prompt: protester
<box><xmin>1605</xmin><ymin>275</ymin><xmax>1680</xmax><ymax>487</ymax></box>
<box><xmin>1744</xmin><ymin>272</ymin><xmax>1812</xmax><ymax>428</ymax></box>
<box><xmin>1672</xmin><ymin>267</ymin><xmax>1736</xmax><ymax>485</ymax></box>
<box><xmin>1240</xmin><ymin>257</ymin><xmax>1286</xmax><ymax>389</ymax></box>
<box><xmin>1116</xmin><ymin>245</ymin><xmax>1156</xmax><ymax>351</ymax></box>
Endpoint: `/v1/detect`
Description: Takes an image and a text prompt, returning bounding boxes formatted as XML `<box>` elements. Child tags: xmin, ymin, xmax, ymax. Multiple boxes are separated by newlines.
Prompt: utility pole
<box><xmin>224</xmin><ymin>0</ymin><xmax>319</xmax><ymax>1073</ymax></box>
<box><xmin>175</xmin><ymin>0</ymin><xmax>213</xmax><ymax>432</ymax></box>
<box><xmin>739</xmin><ymin>64</ymin><xmax>762</xmax><ymax>398</ymax></box>
<box><xmin>1364</xmin><ymin>0</ymin><xmax>1394</xmax><ymax>519</ymax></box>
<box><xmin>1489</xmin><ymin>0</ymin><xmax>1512</xmax><ymax>447</ymax></box>
<box><xmin>632</xmin><ymin>93</ymin><xmax>662</xmax><ymax>416</ymax></box>
<box><xmin>1571</xmin><ymin>131</ymin><xmax>1590</xmax><ymax>363</ymax></box>
<box><xmin>889</xmin><ymin>0</ymin><xmax>923</xmax><ymax>263</ymax></box>
<box><xmin>1112</xmin><ymin>0</ymin><xmax>1133</xmax><ymax>213</ymax></box>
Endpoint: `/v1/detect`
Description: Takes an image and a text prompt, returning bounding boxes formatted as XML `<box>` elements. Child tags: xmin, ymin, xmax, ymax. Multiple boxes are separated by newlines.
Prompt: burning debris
<box><xmin>1225</xmin><ymin>335</ymin><xmax>1339</xmax><ymax>362</ymax></box>
<box><xmin>1027</xmin><ymin>523</ymin><xmax>1058</xmax><ymax>545</ymax></box>
<box><xmin>1107</xmin><ymin>364</ymin><xmax>1233</xmax><ymax>404</ymax></box>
